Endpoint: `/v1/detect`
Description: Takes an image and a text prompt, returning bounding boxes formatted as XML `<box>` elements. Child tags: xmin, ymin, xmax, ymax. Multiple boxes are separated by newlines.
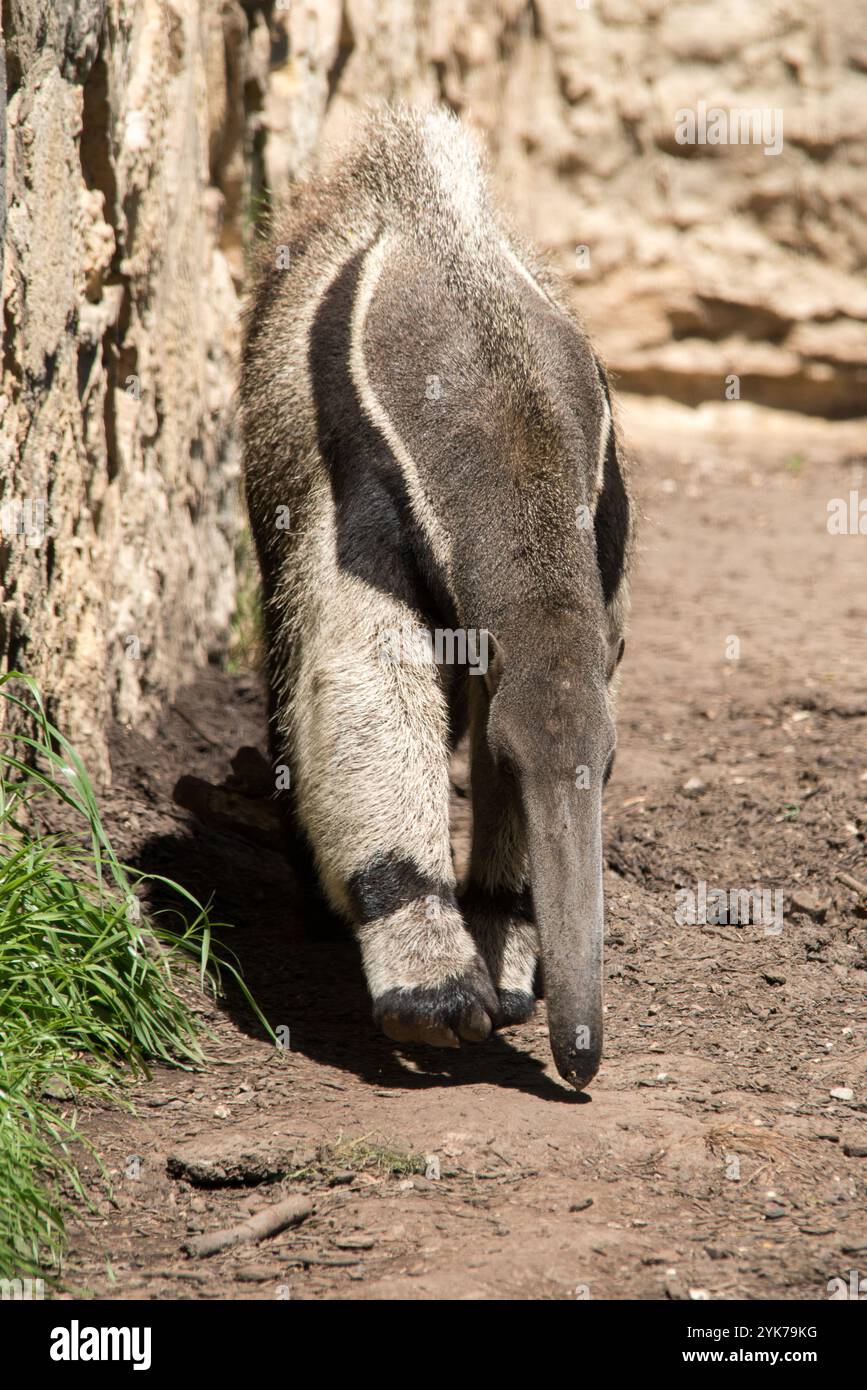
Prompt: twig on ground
<box><xmin>184</xmin><ymin>1195</ymin><xmax>313</xmax><ymax>1258</ymax></box>
<box><xmin>836</xmin><ymin>870</ymin><xmax>867</xmax><ymax>899</ymax></box>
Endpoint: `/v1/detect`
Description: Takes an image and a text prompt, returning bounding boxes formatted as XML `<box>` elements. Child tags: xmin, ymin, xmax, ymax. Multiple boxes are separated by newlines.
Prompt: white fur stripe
<box><xmin>349</xmin><ymin>233</ymin><xmax>453</xmax><ymax>578</ymax></box>
<box><xmin>595</xmin><ymin>393</ymin><xmax>612</xmax><ymax>503</ymax></box>
<box><xmin>500</xmin><ymin>240</ymin><xmax>560</xmax><ymax>311</ymax></box>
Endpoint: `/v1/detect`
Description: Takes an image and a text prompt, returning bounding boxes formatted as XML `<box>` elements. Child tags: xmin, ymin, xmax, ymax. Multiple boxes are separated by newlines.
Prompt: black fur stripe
<box><xmin>348</xmin><ymin>854</ymin><xmax>458</xmax><ymax>925</ymax></box>
<box><xmin>593</xmin><ymin>363</ymin><xmax>629</xmax><ymax>606</ymax></box>
<box><xmin>459</xmin><ymin>881</ymin><xmax>534</xmax><ymax>921</ymax></box>
<box><xmin>308</xmin><ymin>239</ymin><xmax>455</xmax><ymax>626</ymax></box>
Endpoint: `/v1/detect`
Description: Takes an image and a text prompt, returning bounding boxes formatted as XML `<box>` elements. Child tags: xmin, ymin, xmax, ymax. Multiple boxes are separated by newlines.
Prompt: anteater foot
<box><xmin>494</xmin><ymin>988</ymin><xmax>536</xmax><ymax>1027</ymax></box>
<box><xmin>374</xmin><ymin>963</ymin><xmax>499</xmax><ymax>1048</ymax></box>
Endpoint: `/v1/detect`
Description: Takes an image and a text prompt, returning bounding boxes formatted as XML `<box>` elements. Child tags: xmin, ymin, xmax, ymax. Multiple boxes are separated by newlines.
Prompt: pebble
<box><xmin>681</xmin><ymin>777</ymin><xmax>706</xmax><ymax>797</ymax></box>
<box><xmin>332</xmin><ymin>1236</ymin><xmax>375</xmax><ymax>1251</ymax></box>
<box><xmin>764</xmin><ymin>1206</ymin><xmax>788</xmax><ymax>1221</ymax></box>
<box><xmin>41</xmin><ymin>1076</ymin><xmax>75</xmax><ymax>1101</ymax></box>
<box><xmin>843</xmin><ymin>1137</ymin><xmax>867</xmax><ymax>1158</ymax></box>
<box><xmin>789</xmin><ymin>890</ymin><xmax>829</xmax><ymax>920</ymax></box>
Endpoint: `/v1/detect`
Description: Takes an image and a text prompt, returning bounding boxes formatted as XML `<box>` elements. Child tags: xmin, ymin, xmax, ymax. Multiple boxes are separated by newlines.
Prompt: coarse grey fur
<box><xmin>240</xmin><ymin>107</ymin><xmax>633</xmax><ymax>1090</ymax></box>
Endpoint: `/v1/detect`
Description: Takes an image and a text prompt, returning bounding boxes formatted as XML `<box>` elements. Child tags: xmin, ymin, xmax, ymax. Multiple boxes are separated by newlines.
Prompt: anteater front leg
<box><xmin>292</xmin><ymin>579</ymin><xmax>498</xmax><ymax>1048</ymax></box>
<box><xmin>462</xmin><ymin>677</ymin><xmax>539</xmax><ymax>1027</ymax></box>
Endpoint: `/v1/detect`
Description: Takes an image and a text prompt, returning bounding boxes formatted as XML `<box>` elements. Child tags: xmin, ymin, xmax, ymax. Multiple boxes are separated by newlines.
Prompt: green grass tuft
<box><xmin>0</xmin><ymin>671</ymin><xmax>263</xmax><ymax>1282</ymax></box>
<box><xmin>321</xmin><ymin>1134</ymin><xmax>427</xmax><ymax>1179</ymax></box>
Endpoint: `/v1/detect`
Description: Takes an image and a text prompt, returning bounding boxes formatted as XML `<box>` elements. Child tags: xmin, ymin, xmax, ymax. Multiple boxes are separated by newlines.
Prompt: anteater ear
<box><xmin>606</xmin><ymin>635</ymin><xmax>625</xmax><ymax>683</ymax></box>
<box><xmin>484</xmin><ymin>632</ymin><xmax>505</xmax><ymax>699</ymax></box>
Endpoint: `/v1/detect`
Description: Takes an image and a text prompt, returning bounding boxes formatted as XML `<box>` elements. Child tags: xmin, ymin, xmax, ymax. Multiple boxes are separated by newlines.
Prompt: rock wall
<box><xmin>486</xmin><ymin>0</ymin><xmax>867</xmax><ymax>418</ymax></box>
<box><xmin>2</xmin><ymin>0</ymin><xmax>864</xmax><ymax>773</ymax></box>
<box><xmin>268</xmin><ymin>0</ymin><xmax>866</xmax><ymax>418</ymax></box>
<box><xmin>0</xmin><ymin>0</ymin><xmax>271</xmax><ymax>774</ymax></box>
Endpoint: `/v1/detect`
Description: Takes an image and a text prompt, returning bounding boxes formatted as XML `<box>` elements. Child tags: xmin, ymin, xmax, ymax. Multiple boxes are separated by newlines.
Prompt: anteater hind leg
<box><xmin>461</xmin><ymin>678</ymin><xmax>539</xmax><ymax>1026</ymax></box>
<box><xmin>292</xmin><ymin>576</ymin><xmax>498</xmax><ymax>1047</ymax></box>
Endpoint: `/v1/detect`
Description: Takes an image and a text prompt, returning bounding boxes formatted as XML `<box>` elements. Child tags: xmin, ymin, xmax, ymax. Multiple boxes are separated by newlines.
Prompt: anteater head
<box><xmin>483</xmin><ymin>594</ymin><xmax>618</xmax><ymax>1091</ymax></box>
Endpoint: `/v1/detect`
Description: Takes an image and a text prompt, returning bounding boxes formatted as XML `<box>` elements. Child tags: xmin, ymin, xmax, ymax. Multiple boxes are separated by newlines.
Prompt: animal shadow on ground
<box><xmin>133</xmin><ymin>816</ymin><xmax>577</xmax><ymax>1102</ymax></box>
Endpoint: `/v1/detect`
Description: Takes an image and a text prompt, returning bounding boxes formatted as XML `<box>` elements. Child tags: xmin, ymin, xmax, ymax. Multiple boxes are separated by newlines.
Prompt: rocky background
<box><xmin>1</xmin><ymin>0</ymin><xmax>865</xmax><ymax>775</ymax></box>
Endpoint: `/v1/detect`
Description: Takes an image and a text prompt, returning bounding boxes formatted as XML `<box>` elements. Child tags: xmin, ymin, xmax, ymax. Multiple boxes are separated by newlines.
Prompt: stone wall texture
<box><xmin>1</xmin><ymin>0</ymin><xmax>268</xmax><ymax>773</ymax></box>
<box><xmin>2</xmin><ymin>0</ymin><xmax>864</xmax><ymax>773</ymax></box>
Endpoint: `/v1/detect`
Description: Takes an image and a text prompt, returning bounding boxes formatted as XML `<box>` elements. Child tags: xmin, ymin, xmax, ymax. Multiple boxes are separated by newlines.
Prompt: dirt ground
<box><xmin>58</xmin><ymin>405</ymin><xmax>866</xmax><ymax>1301</ymax></box>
